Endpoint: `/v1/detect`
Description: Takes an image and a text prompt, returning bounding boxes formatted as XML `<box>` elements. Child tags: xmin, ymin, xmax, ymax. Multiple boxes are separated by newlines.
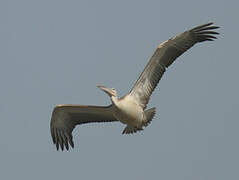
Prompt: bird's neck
<box><xmin>111</xmin><ymin>96</ymin><xmax>119</xmax><ymax>105</ymax></box>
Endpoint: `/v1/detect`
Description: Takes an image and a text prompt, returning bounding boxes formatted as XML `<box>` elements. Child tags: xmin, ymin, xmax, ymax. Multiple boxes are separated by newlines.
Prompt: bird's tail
<box><xmin>122</xmin><ymin>107</ymin><xmax>156</xmax><ymax>134</ymax></box>
<box><xmin>143</xmin><ymin>107</ymin><xmax>156</xmax><ymax>127</ymax></box>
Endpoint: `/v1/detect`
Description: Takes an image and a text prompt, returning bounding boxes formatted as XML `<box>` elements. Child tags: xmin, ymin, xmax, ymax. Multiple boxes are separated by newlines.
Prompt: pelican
<box><xmin>50</xmin><ymin>22</ymin><xmax>219</xmax><ymax>151</ymax></box>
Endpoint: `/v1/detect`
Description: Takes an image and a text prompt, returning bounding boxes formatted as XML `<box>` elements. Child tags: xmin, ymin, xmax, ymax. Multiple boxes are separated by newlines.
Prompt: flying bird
<box><xmin>50</xmin><ymin>22</ymin><xmax>219</xmax><ymax>151</ymax></box>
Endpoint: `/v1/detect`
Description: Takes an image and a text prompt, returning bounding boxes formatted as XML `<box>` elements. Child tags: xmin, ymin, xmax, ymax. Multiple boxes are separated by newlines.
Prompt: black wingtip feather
<box><xmin>194</xmin><ymin>26</ymin><xmax>220</xmax><ymax>33</ymax></box>
<box><xmin>51</xmin><ymin>128</ymin><xmax>56</xmax><ymax>144</ymax></box>
<box><xmin>63</xmin><ymin>132</ymin><xmax>69</xmax><ymax>150</ymax></box>
<box><xmin>52</xmin><ymin>129</ymin><xmax>74</xmax><ymax>151</ymax></box>
<box><xmin>190</xmin><ymin>22</ymin><xmax>219</xmax><ymax>43</ymax></box>
<box><xmin>56</xmin><ymin>130</ymin><xmax>64</xmax><ymax>151</ymax></box>
<box><xmin>197</xmin><ymin>31</ymin><xmax>220</xmax><ymax>35</ymax></box>
<box><xmin>60</xmin><ymin>140</ymin><xmax>64</xmax><ymax>151</ymax></box>
<box><xmin>56</xmin><ymin>141</ymin><xmax>59</xmax><ymax>151</ymax></box>
<box><xmin>191</xmin><ymin>22</ymin><xmax>213</xmax><ymax>31</ymax></box>
<box><xmin>205</xmin><ymin>38</ymin><xmax>214</xmax><ymax>41</ymax></box>
<box><xmin>192</xmin><ymin>22</ymin><xmax>219</xmax><ymax>34</ymax></box>
<box><xmin>70</xmin><ymin>139</ymin><xmax>74</xmax><ymax>149</ymax></box>
<box><xmin>50</xmin><ymin>125</ymin><xmax>75</xmax><ymax>151</ymax></box>
<box><xmin>65</xmin><ymin>143</ymin><xmax>69</xmax><ymax>151</ymax></box>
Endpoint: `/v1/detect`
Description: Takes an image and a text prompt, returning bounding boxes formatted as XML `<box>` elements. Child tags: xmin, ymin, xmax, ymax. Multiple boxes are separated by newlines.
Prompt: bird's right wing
<box><xmin>129</xmin><ymin>23</ymin><xmax>219</xmax><ymax>109</ymax></box>
<box><xmin>50</xmin><ymin>104</ymin><xmax>118</xmax><ymax>151</ymax></box>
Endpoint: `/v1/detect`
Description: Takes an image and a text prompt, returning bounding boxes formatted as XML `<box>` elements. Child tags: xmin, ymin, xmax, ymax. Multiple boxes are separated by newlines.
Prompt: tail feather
<box><xmin>122</xmin><ymin>107</ymin><xmax>156</xmax><ymax>134</ymax></box>
<box><xmin>122</xmin><ymin>125</ymin><xmax>143</xmax><ymax>134</ymax></box>
<box><xmin>143</xmin><ymin>107</ymin><xmax>156</xmax><ymax>127</ymax></box>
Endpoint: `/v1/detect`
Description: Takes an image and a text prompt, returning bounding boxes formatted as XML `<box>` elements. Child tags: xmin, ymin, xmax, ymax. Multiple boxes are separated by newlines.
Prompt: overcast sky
<box><xmin>1</xmin><ymin>0</ymin><xmax>238</xmax><ymax>179</ymax></box>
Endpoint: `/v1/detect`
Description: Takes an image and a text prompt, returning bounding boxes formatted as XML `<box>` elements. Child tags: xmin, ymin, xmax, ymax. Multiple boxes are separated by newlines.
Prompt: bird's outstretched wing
<box><xmin>129</xmin><ymin>22</ymin><xmax>219</xmax><ymax>109</ymax></box>
<box><xmin>50</xmin><ymin>104</ymin><xmax>118</xmax><ymax>151</ymax></box>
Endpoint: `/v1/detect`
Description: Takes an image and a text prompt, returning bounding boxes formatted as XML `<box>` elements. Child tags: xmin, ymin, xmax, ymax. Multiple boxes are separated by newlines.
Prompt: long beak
<box><xmin>97</xmin><ymin>85</ymin><xmax>112</xmax><ymax>96</ymax></box>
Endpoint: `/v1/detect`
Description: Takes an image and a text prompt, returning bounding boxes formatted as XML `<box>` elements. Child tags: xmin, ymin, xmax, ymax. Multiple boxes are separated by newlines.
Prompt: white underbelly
<box><xmin>112</xmin><ymin>96</ymin><xmax>144</xmax><ymax>126</ymax></box>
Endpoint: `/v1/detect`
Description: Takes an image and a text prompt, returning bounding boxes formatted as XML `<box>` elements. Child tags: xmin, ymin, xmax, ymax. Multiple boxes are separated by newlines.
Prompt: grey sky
<box><xmin>1</xmin><ymin>0</ymin><xmax>238</xmax><ymax>179</ymax></box>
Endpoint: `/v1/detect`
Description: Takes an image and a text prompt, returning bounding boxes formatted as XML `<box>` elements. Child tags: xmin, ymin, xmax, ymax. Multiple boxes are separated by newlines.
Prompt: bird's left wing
<box><xmin>50</xmin><ymin>104</ymin><xmax>118</xmax><ymax>151</ymax></box>
<box><xmin>129</xmin><ymin>22</ymin><xmax>219</xmax><ymax>109</ymax></box>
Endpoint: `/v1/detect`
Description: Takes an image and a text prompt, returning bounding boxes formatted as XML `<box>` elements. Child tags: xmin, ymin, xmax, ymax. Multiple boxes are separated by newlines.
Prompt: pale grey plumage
<box><xmin>50</xmin><ymin>22</ymin><xmax>219</xmax><ymax>151</ymax></box>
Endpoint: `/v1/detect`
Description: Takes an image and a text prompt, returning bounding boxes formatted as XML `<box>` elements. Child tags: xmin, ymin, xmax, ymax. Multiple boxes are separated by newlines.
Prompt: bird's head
<box><xmin>97</xmin><ymin>85</ymin><xmax>118</xmax><ymax>97</ymax></box>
